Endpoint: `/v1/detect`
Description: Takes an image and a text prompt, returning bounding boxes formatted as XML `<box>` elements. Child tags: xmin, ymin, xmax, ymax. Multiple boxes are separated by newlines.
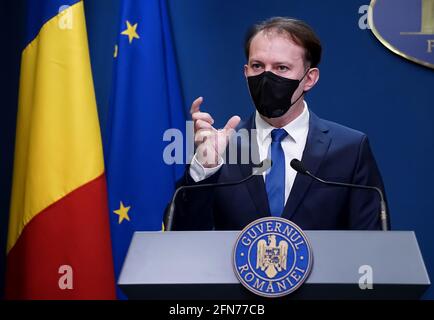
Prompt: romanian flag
<box><xmin>6</xmin><ymin>0</ymin><xmax>116</xmax><ymax>299</ymax></box>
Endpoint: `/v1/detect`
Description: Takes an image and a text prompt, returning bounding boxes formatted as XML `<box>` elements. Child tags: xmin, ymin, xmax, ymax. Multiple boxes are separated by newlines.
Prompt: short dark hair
<box><xmin>244</xmin><ymin>17</ymin><xmax>322</xmax><ymax>68</ymax></box>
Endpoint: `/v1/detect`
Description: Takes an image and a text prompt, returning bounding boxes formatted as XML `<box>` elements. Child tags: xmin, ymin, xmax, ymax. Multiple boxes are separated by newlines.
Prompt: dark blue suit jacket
<box><xmin>171</xmin><ymin>111</ymin><xmax>388</xmax><ymax>230</ymax></box>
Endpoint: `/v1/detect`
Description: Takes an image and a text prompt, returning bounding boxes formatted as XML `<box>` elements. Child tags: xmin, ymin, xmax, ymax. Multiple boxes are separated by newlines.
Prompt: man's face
<box><xmin>244</xmin><ymin>30</ymin><xmax>319</xmax><ymax>110</ymax></box>
<box><xmin>245</xmin><ymin>30</ymin><xmax>307</xmax><ymax>80</ymax></box>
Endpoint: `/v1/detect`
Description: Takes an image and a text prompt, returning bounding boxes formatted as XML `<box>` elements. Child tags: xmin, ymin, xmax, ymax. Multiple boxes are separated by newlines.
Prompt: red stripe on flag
<box><xmin>6</xmin><ymin>174</ymin><xmax>116</xmax><ymax>300</ymax></box>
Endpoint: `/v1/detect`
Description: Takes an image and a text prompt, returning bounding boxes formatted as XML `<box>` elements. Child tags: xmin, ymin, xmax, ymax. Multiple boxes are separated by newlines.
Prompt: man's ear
<box><xmin>244</xmin><ymin>64</ymin><xmax>249</xmax><ymax>78</ymax></box>
<box><xmin>303</xmin><ymin>68</ymin><xmax>320</xmax><ymax>92</ymax></box>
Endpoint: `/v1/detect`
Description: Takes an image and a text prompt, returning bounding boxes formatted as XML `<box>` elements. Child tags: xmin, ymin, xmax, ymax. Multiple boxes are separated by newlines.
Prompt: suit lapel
<box><xmin>282</xmin><ymin>111</ymin><xmax>331</xmax><ymax>220</ymax></box>
<box><xmin>237</xmin><ymin>115</ymin><xmax>271</xmax><ymax>217</ymax></box>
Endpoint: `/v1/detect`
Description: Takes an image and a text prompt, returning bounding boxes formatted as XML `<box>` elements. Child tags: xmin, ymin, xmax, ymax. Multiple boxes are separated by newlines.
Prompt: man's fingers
<box><xmin>194</xmin><ymin>115</ymin><xmax>240</xmax><ymax>152</ymax></box>
<box><xmin>190</xmin><ymin>96</ymin><xmax>203</xmax><ymax>115</ymax></box>
<box><xmin>195</xmin><ymin>119</ymin><xmax>213</xmax><ymax>131</ymax></box>
<box><xmin>192</xmin><ymin>112</ymin><xmax>214</xmax><ymax>125</ymax></box>
<box><xmin>191</xmin><ymin>97</ymin><xmax>214</xmax><ymax>126</ymax></box>
<box><xmin>223</xmin><ymin>115</ymin><xmax>241</xmax><ymax>131</ymax></box>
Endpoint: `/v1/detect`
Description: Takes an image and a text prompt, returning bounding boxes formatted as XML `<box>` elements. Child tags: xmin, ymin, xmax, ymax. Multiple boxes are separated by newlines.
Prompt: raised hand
<box><xmin>191</xmin><ymin>97</ymin><xmax>241</xmax><ymax>168</ymax></box>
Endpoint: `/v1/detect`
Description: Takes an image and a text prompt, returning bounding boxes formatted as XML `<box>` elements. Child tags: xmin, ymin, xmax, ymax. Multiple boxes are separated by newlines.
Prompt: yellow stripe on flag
<box><xmin>7</xmin><ymin>1</ymin><xmax>104</xmax><ymax>252</ymax></box>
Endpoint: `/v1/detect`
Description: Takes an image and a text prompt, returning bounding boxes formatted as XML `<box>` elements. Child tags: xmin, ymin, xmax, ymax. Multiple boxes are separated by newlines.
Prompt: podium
<box><xmin>118</xmin><ymin>231</ymin><xmax>430</xmax><ymax>299</ymax></box>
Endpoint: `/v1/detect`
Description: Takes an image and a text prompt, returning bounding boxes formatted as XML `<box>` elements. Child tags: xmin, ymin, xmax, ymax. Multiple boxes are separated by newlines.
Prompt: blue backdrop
<box><xmin>1</xmin><ymin>0</ymin><xmax>433</xmax><ymax>299</ymax></box>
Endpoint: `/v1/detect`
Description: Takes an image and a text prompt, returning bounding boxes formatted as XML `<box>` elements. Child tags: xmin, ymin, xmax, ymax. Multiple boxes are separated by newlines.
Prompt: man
<box><xmin>170</xmin><ymin>17</ymin><xmax>388</xmax><ymax>230</ymax></box>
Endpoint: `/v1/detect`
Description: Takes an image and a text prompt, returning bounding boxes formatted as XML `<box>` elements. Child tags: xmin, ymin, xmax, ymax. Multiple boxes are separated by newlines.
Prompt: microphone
<box><xmin>165</xmin><ymin>159</ymin><xmax>272</xmax><ymax>231</ymax></box>
<box><xmin>290</xmin><ymin>159</ymin><xmax>389</xmax><ymax>231</ymax></box>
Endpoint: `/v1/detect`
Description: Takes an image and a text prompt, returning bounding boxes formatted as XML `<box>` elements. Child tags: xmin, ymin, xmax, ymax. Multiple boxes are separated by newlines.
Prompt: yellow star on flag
<box><xmin>121</xmin><ymin>21</ymin><xmax>140</xmax><ymax>44</ymax></box>
<box><xmin>113</xmin><ymin>201</ymin><xmax>131</xmax><ymax>224</ymax></box>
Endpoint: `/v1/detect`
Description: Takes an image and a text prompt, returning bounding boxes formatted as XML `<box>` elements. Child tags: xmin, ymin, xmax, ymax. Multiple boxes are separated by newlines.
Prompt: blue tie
<box><xmin>266</xmin><ymin>128</ymin><xmax>288</xmax><ymax>216</ymax></box>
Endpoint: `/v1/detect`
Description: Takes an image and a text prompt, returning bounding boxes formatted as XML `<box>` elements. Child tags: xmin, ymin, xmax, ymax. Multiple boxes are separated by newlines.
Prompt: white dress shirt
<box><xmin>190</xmin><ymin>102</ymin><xmax>310</xmax><ymax>205</ymax></box>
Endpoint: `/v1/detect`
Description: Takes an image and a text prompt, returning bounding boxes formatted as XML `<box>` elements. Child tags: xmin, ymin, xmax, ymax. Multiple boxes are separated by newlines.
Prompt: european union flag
<box><xmin>105</xmin><ymin>0</ymin><xmax>186</xmax><ymax>298</ymax></box>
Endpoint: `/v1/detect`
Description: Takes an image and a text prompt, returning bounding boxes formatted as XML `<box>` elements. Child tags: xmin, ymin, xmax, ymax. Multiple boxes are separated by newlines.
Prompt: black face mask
<box><xmin>247</xmin><ymin>70</ymin><xmax>309</xmax><ymax>118</ymax></box>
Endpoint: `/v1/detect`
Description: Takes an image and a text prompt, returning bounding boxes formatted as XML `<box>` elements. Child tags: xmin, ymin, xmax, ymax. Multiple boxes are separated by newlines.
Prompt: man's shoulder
<box><xmin>313</xmin><ymin>112</ymin><xmax>367</xmax><ymax>143</ymax></box>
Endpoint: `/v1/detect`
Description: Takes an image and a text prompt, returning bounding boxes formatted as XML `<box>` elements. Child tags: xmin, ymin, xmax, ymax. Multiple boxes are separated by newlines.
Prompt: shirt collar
<box><xmin>255</xmin><ymin>101</ymin><xmax>310</xmax><ymax>144</ymax></box>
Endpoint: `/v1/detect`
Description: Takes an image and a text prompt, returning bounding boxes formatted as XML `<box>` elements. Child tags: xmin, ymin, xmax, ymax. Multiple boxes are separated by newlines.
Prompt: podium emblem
<box><xmin>233</xmin><ymin>217</ymin><xmax>313</xmax><ymax>297</ymax></box>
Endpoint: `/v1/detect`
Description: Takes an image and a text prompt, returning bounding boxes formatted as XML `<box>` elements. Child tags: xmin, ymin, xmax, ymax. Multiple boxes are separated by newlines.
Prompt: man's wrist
<box><xmin>189</xmin><ymin>153</ymin><xmax>224</xmax><ymax>182</ymax></box>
